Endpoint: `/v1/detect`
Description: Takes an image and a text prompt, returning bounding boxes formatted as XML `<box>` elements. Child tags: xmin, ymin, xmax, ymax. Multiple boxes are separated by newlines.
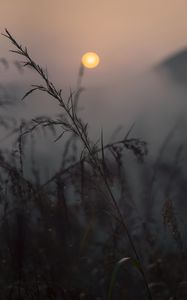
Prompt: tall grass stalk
<box><xmin>2</xmin><ymin>29</ymin><xmax>152</xmax><ymax>299</ymax></box>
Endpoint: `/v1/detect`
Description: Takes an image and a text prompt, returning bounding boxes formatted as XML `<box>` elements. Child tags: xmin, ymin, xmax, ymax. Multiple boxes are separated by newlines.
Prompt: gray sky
<box><xmin>1</xmin><ymin>0</ymin><xmax>187</xmax><ymax>159</ymax></box>
<box><xmin>1</xmin><ymin>0</ymin><xmax>187</xmax><ymax>81</ymax></box>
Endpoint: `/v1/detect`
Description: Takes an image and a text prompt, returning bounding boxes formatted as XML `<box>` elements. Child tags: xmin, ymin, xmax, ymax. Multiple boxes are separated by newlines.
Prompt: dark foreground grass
<box><xmin>0</xmin><ymin>29</ymin><xmax>186</xmax><ymax>299</ymax></box>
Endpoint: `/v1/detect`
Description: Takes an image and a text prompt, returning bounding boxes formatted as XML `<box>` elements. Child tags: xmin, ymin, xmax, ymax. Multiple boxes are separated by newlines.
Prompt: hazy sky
<box><xmin>1</xmin><ymin>0</ymin><xmax>187</xmax><ymax>81</ymax></box>
<box><xmin>1</xmin><ymin>1</ymin><xmax>187</xmax><ymax>231</ymax></box>
<box><xmin>1</xmin><ymin>1</ymin><xmax>187</xmax><ymax>156</ymax></box>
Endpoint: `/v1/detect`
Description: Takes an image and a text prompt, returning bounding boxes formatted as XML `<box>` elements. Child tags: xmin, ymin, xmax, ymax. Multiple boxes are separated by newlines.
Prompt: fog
<box><xmin>1</xmin><ymin>3</ymin><xmax>187</xmax><ymax>298</ymax></box>
<box><xmin>1</xmin><ymin>0</ymin><xmax>187</xmax><ymax>176</ymax></box>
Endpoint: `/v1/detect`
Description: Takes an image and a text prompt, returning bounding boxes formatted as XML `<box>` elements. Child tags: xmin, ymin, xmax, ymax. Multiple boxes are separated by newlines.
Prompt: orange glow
<box><xmin>81</xmin><ymin>52</ymin><xmax>100</xmax><ymax>69</ymax></box>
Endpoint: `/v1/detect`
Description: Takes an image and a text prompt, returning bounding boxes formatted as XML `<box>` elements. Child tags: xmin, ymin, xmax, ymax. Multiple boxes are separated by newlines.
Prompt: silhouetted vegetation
<box><xmin>0</xmin><ymin>29</ymin><xmax>186</xmax><ymax>299</ymax></box>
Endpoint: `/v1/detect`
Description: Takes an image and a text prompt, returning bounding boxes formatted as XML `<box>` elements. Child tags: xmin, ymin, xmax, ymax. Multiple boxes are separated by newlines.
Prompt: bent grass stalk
<box><xmin>107</xmin><ymin>256</ymin><xmax>145</xmax><ymax>300</ymax></box>
<box><xmin>2</xmin><ymin>28</ymin><xmax>152</xmax><ymax>300</ymax></box>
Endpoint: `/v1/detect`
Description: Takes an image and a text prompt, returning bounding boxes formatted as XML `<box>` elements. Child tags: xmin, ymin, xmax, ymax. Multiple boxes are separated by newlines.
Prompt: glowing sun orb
<box><xmin>81</xmin><ymin>52</ymin><xmax>100</xmax><ymax>69</ymax></box>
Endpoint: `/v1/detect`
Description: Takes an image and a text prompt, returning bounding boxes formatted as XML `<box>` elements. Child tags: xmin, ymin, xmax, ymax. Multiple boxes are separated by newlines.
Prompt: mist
<box><xmin>1</xmin><ymin>2</ymin><xmax>187</xmax><ymax>298</ymax></box>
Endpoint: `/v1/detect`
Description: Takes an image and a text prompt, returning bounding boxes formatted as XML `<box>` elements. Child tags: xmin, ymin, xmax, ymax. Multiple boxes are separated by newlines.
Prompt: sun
<box><xmin>81</xmin><ymin>52</ymin><xmax>100</xmax><ymax>69</ymax></box>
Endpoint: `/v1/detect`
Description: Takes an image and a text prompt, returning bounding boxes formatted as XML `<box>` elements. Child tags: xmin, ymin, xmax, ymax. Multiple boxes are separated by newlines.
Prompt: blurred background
<box><xmin>0</xmin><ymin>0</ymin><xmax>187</xmax><ymax>192</ymax></box>
<box><xmin>1</xmin><ymin>0</ymin><xmax>187</xmax><ymax>136</ymax></box>
<box><xmin>1</xmin><ymin>0</ymin><xmax>187</xmax><ymax>182</ymax></box>
<box><xmin>1</xmin><ymin>2</ymin><xmax>187</xmax><ymax>298</ymax></box>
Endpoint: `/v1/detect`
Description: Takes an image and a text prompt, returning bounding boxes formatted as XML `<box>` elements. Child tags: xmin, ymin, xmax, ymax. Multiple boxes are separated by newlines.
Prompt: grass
<box><xmin>0</xmin><ymin>29</ymin><xmax>186</xmax><ymax>299</ymax></box>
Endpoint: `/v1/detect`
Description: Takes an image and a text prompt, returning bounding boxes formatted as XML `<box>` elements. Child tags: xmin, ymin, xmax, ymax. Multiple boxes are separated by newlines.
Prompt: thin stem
<box><xmin>3</xmin><ymin>29</ymin><xmax>152</xmax><ymax>299</ymax></box>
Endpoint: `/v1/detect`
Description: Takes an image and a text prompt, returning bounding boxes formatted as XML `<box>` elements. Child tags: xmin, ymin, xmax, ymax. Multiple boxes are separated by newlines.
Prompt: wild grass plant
<box><xmin>0</xmin><ymin>29</ymin><xmax>186</xmax><ymax>299</ymax></box>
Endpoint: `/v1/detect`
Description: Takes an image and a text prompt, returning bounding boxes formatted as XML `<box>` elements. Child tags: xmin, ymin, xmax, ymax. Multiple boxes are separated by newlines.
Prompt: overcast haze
<box><xmin>1</xmin><ymin>0</ymin><xmax>187</xmax><ymax>167</ymax></box>
<box><xmin>2</xmin><ymin>0</ymin><xmax>187</xmax><ymax>78</ymax></box>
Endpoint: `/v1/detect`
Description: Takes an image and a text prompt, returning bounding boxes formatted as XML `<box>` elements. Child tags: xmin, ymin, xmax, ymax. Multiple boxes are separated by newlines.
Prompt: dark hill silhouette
<box><xmin>155</xmin><ymin>48</ymin><xmax>187</xmax><ymax>84</ymax></box>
